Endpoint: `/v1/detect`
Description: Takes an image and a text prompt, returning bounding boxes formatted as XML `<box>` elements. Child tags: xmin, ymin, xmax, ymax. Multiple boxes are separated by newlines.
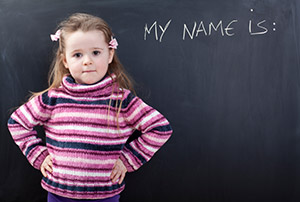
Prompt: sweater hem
<box><xmin>41</xmin><ymin>180</ymin><xmax>125</xmax><ymax>200</ymax></box>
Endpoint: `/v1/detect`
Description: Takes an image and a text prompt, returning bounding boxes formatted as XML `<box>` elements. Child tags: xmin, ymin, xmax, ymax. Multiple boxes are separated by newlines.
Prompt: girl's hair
<box><xmin>34</xmin><ymin>13</ymin><xmax>135</xmax><ymax>128</ymax></box>
<box><xmin>45</xmin><ymin>12</ymin><xmax>134</xmax><ymax>93</ymax></box>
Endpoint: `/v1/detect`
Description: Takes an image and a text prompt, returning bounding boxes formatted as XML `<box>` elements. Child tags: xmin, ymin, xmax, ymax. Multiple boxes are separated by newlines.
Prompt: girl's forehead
<box><xmin>64</xmin><ymin>30</ymin><xmax>107</xmax><ymax>49</ymax></box>
<box><xmin>65</xmin><ymin>30</ymin><xmax>105</xmax><ymax>41</ymax></box>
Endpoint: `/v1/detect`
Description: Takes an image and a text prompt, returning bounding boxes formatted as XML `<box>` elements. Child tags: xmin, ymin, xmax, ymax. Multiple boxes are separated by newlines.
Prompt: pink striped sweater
<box><xmin>7</xmin><ymin>74</ymin><xmax>172</xmax><ymax>199</ymax></box>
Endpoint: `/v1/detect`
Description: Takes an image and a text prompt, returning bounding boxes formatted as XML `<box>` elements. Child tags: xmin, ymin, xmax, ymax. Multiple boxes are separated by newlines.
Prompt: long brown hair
<box><xmin>40</xmin><ymin>12</ymin><xmax>134</xmax><ymax>94</ymax></box>
<box><xmin>33</xmin><ymin>13</ymin><xmax>135</xmax><ymax>128</ymax></box>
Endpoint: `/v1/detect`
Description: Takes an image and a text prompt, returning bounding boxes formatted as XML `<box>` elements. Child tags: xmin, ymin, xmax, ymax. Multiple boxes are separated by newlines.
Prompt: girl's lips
<box><xmin>82</xmin><ymin>70</ymin><xmax>96</xmax><ymax>73</ymax></box>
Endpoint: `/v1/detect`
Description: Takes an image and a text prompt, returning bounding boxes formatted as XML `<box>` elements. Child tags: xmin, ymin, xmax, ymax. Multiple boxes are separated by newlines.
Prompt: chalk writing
<box><xmin>182</xmin><ymin>20</ymin><xmax>238</xmax><ymax>40</ymax></box>
<box><xmin>144</xmin><ymin>20</ymin><xmax>172</xmax><ymax>42</ymax></box>
<box><xmin>249</xmin><ymin>20</ymin><xmax>268</xmax><ymax>35</ymax></box>
<box><xmin>143</xmin><ymin>9</ymin><xmax>276</xmax><ymax>42</ymax></box>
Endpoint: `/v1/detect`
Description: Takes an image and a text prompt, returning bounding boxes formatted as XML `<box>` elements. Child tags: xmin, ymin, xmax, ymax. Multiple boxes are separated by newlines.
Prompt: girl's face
<box><xmin>63</xmin><ymin>30</ymin><xmax>114</xmax><ymax>85</ymax></box>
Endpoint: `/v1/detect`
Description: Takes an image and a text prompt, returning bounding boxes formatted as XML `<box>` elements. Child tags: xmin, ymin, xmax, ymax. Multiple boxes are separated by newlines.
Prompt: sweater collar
<box><xmin>61</xmin><ymin>74</ymin><xmax>117</xmax><ymax>97</ymax></box>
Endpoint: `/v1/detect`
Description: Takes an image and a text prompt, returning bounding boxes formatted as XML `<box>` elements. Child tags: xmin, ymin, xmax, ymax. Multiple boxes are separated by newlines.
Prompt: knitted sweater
<box><xmin>7</xmin><ymin>74</ymin><xmax>172</xmax><ymax>199</ymax></box>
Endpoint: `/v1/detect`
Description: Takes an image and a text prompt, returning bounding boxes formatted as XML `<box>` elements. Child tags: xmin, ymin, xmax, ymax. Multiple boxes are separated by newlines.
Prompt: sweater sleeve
<box><xmin>119</xmin><ymin>93</ymin><xmax>172</xmax><ymax>172</ymax></box>
<box><xmin>7</xmin><ymin>93</ymin><xmax>51</xmax><ymax>170</ymax></box>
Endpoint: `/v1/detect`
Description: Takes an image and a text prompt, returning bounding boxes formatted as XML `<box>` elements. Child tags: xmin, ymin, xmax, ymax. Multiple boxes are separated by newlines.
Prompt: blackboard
<box><xmin>1</xmin><ymin>0</ymin><xmax>300</xmax><ymax>201</ymax></box>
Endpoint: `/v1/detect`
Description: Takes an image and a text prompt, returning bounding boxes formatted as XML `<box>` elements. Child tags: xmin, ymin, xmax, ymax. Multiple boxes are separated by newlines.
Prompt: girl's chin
<box><xmin>75</xmin><ymin>78</ymin><xmax>103</xmax><ymax>85</ymax></box>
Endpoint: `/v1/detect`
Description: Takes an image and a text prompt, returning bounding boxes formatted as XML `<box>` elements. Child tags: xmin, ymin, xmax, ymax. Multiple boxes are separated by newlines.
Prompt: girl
<box><xmin>7</xmin><ymin>13</ymin><xmax>172</xmax><ymax>202</ymax></box>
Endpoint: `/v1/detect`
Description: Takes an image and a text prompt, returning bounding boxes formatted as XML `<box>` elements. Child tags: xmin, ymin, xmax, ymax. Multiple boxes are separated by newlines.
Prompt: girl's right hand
<box><xmin>40</xmin><ymin>155</ymin><xmax>53</xmax><ymax>177</ymax></box>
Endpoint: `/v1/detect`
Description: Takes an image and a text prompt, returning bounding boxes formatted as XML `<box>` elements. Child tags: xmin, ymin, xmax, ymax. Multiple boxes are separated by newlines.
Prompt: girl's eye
<box><xmin>93</xmin><ymin>51</ymin><xmax>101</xmax><ymax>56</ymax></box>
<box><xmin>73</xmin><ymin>53</ymin><xmax>82</xmax><ymax>58</ymax></box>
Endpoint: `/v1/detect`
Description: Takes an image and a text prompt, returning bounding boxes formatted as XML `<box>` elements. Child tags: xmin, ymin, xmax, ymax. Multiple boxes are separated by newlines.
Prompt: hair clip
<box><xmin>109</xmin><ymin>38</ymin><xmax>118</xmax><ymax>49</ymax></box>
<box><xmin>50</xmin><ymin>30</ymin><xmax>61</xmax><ymax>41</ymax></box>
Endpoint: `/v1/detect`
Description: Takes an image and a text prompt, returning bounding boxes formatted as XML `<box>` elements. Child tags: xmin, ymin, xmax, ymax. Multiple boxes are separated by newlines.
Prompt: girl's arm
<box><xmin>7</xmin><ymin>93</ymin><xmax>51</xmax><ymax>170</ymax></box>
<box><xmin>120</xmin><ymin>93</ymin><xmax>173</xmax><ymax>172</ymax></box>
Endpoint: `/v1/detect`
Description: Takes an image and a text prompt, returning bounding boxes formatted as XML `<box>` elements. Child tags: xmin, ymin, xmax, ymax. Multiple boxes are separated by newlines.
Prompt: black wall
<box><xmin>1</xmin><ymin>0</ymin><xmax>300</xmax><ymax>201</ymax></box>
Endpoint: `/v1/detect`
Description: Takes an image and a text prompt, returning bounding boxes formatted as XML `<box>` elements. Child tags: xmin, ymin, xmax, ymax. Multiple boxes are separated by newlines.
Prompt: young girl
<box><xmin>7</xmin><ymin>13</ymin><xmax>172</xmax><ymax>202</ymax></box>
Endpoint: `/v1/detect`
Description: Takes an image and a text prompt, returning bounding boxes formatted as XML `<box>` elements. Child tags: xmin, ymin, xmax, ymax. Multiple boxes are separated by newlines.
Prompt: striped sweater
<box><xmin>7</xmin><ymin>74</ymin><xmax>172</xmax><ymax>199</ymax></box>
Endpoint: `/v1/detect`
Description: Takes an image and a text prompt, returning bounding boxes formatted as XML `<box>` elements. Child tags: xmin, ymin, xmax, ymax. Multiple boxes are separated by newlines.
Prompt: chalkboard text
<box><xmin>144</xmin><ymin>9</ymin><xmax>276</xmax><ymax>42</ymax></box>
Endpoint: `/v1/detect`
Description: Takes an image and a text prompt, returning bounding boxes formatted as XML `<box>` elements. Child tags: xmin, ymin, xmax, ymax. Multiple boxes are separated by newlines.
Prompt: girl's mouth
<box><xmin>82</xmin><ymin>70</ymin><xmax>96</xmax><ymax>73</ymax></box>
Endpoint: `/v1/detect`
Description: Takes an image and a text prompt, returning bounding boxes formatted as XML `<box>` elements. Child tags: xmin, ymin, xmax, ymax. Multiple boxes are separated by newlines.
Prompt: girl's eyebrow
<box><xmin>92</xmin><ymin>47</ymin><xmax>104</xmax><ymax>50</ymax></box>
<box><xmin>71</xmin><ymin>49</ymin><xmax>82</xmax><ymax>53</ymax></box>
<box><xmin>70</xmin><ymin>47</ymin><xmax>104</xmax><ymax>53</ymax></box>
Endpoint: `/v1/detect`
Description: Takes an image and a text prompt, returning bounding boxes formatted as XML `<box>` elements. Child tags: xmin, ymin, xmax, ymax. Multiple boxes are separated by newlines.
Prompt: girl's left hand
<box><xmin>110</xmin><ymin>159</ymin><xmax>127</xmax><ymax>184</ymax></box>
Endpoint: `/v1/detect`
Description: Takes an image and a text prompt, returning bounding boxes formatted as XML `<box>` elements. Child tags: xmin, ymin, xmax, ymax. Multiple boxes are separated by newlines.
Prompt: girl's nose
<box><xmin>83</xmin><ymin>55</ymin><xmax>93</xmax><ymax>66</ymax></box>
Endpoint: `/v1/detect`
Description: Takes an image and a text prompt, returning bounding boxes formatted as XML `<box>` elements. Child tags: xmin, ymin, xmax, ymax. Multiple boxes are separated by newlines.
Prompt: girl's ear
<box><xmin>62</xmin><ymin>54</ymin><xmax>69</xmax><ymax>69</ymax></box>
<box><xmin>108</xmin><ymin>49</ymin><xmax>115</xmax><ymax>64</ymax></box>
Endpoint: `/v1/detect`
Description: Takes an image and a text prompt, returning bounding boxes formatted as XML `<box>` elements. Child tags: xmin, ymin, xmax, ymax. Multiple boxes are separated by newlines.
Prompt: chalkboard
<box><xmin>1</xmin><ymin>0</ymin><xmax>300</xmax><ymax>201</ymax></box>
